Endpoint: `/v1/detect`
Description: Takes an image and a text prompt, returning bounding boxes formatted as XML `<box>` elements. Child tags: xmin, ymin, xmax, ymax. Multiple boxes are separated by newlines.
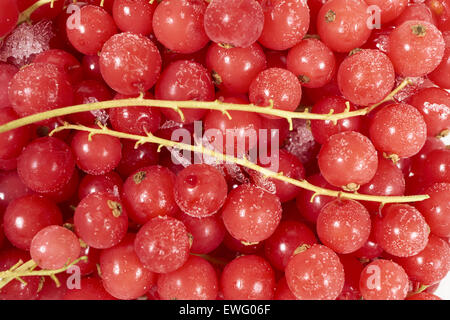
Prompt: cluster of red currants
<box><xmin>0</xmin><ymin>0</ymin><xmax>449</xmax><ymax>301</ymax></box>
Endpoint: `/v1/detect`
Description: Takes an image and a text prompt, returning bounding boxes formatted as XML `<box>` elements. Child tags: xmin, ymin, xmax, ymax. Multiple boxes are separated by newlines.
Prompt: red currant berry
<box><xmin>264</xmin><ymin>220</ymin><xmax>317</xmax><ymax>271</ymax></box>
<box><xmin>81</xmin><ymin>55</ymin><xmax>102</xmax><ymax>81</ymax></box>
<box><xmin>74</xmin><ymin>193</ymin><xmax>128</xmax><ymax>249</ymax></box>
<box><xmin>286</xmin><ymin>244</ymin><xmax>345</xmax><ymax>300</ymax></box>
<box><xmin>71</xmin><ymin>131</ymin><xmax>122</xmax><ymax>176</ymax></box>
<box><xmin>134</xmin><ymin>216</ymin><xmax>190</xmax><ymax>273</ymax></box>
<box><xmin>369</xmin><ymin>103</ymin><xmax>427</xmax><ymax>158</ymax></box>
<box><xmin>221</xmin><ymin>255</ymin><xmax>275</xmax><ymax>300</ymax></box>
<box><xmin>113</xmin><ymin>0</ymin><xmax>157</xmax><ymax>35</ymax></box>
<box><xmin>221</xmin><ymin>184</ymin><xmax>282</xmax><ymax>243</ymax></box>
<box><xmin>422</xmin><ymin>149</ymin><xmax>450</xmax><ymax>183</ymax></box>
<box><xmin>428</xmin><ymin>32</ymin><xmax>450</xmax><ymax>89</ymax></box>
<box><xmin>317</xmin><ymin>0</ymin><xmax>372</xmax><ymax>53</ymax></box>
<box><xmin>206</xmin><ymin>42</ymin><xmax>267</xmax><ymax>94</ymax></box>
<box><xmin>0</xmin><ymin>170</ymin><xmax>32</xmax><ymax>213</ymax></box>
<box><xmin>116</xmin><ymin>140</ymin><xmax>159</xmax><ymax>178</ymax></box>
<box><xmin>100</xmin><ymin>32</ymin><xmax>162</xmax><ymax>95</ymax></box>
<box><xmin>364</xmin><ymin>0</ymin><xmax>409</xmax><ymax>23</ymax></box>
<box><xmin>0</xmin><ymin>63</ymin><xmax>18</xmax><ymax>108</ymax></box>
<box><xmin>100</xmin><ymin>234</ymin><xmax>156</xmax><ymax>300</ymax></box>
<box><xmin>157</xmin><ymin>255</ymin><xmax>218</xmax><ymax>300</ymax></box>
<box><xmin>317</xmin><ymin>199</ymin><xmax>371</xmax><ymax>254</ymax></box>
<box><xmin>3</xmin><ymin>195</ymin><xmax>62</xmax><ymax>250</ymax></box>
<box><xmin>174</xmin><ymin>164</ymin><xmax>227</xmax><ymax>218</ymax></box>
<box><xmin>359</xmin><ymin>259</ymin><xmax>409</xmax><ymax>300</ymax></box>
<box><xmin>33</xmin><ymin>49</ymin><xmax>83</xmax><ymax>85</ymax></box>
<box><xmin>78</xmin><ymin>171</ymin><xmax>123</xmax><ymax>200</ymax></box>
<box><xmin>153</xmin><ymin>0</ymin><xmax>209</xmax><ymax>54</ymax></box>
<box><xmin>0</xmin><ymin>0</ymin><xmax>18</xmax><ymax>37</ymax></box>
<box><xmin>123</xmin><ymin>166</ymin><xmax>178</xmax><ymax>224</ymax></box>
<box><xmin>388</xmin><ymin>20</ymin><xmax>445</xmax><ymax>77</ymax></box>
<box><xmin>258</xmin><ymin>0</ymin><xmax>310</xmax><ymax>50</ymax></box>
<box><xmin>286</xmin><ymin>38</ymin><xmax>336</xmax><ymax>88</ymax></box>
<box><xmin>415</xmin><ymin>183</ymin><xmax>450</xmax><ymax>238</ymax></box>
<box><xmin>0</xmin><ymin>107</ymin><xmax>31</xmax><ymax>160</ymax></box>
<box><xmin>337</xmin><ymin>49</ymin><xmax>395</xmax><ymax>106</ymax></box>
<box><xmin>66</xmin><ymin>5</ymin><xmax>117</xmax><ymax>55</ymax></box>
<box><xmin>30</xmin><ymin>225</ymin><xmax>80</xmax><ymax>270</ymax></box>
<box><xmin>374</xmin><ymin>204</ymin><xmax>430</xmax><ymax>257</ymax></box>
<box><xmin>63</xmin><ymin>277</ymin><xmax>116</xmax><ymax>300</ymax></box>
<box><xmin>249</xmin><ymin>68</ymin><xmax>302</xmax><ymax>117</ymax></box>
<box><xmin>8</xmin><ymin>63</ymin><xmax>73</xmax><ymax>117</ymax></box>
<box><xmin>395</xmin><ymin>234</ymin><xmax>450</xmax><ymax>285</ymax></box>
<box><xmin>318</xmin><ymin>131</ymin><xmax>378</xmax><ymax>189</ymax></box>
<box><xmin>155</xmin><ymin>60</ymin><xmax>214</xmax><ymax>123</ymax></box>
<box><xmin>204</xmin><ymin>0</ymin><xmax>264</xmax><ymax>48</ymax></box>
<box><xmin>310</xmin><ymin>96</ymin><xmax>361</xmax><ymax>144</ymax></box>
<box><xmin>408</xmin><ymin>87</ymin><xmax>450</xmax><ymax>137</ymax></box>
<box><xmin>17</xmin><ymin>137</ymin><xmax>75</xmax><ymax>193</ymax></box>
<box><xmin>274</xmin><ymin>277</ymin><xmax>297</xmax><ymax>300</ymax></box>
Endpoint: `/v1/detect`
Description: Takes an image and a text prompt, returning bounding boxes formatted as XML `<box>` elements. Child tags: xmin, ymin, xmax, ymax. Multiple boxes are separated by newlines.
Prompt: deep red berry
<box><xmin>221</xmin><ymin>255</ymin><xmax>275</xmax><ymax>300</ymax></box>
<box><xmin>113</xmin><ymin>0</ymin><xmax>157</xmax><ymax>35</ymax></box>
<box><xmin>0</xmin><ymin>107</ymin><xmax>31</xmax><ymax>160</ymax></box>
<box><xmin>134</xmin><ymin>216</ymin><xmax>190</xmax><ymax>273</ymax></box>
<box><xmin>33</xmin><ymin>49</ymin><xmax>83</xmax><ymax>85</ymax></box>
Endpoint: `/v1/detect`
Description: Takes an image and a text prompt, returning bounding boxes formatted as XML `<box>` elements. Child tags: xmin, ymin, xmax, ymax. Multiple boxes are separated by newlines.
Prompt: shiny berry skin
<box><xmin>109</xmin><ymin>93</ymin><xmax>161</xmax><ymax>135</ymax></box>
<box><xmin>122</xmin><ymin>166</ymin><xmax>178</xmax><ymax>224</ymax></box>
<box><xmin>406</xmin><ymin>292</ymin><xmax>442</xmax><ymax>300</ymax></box>
<box><xmin>410</xmin><ymin>136</ymin><xmax>445</xmax><ymax>175</ymax></box>
<box><xmin>66</xmin><ymin>5</ymin><xmax>117</xmax><ymax>55</ymax></box>
<box><xmin>408</xmin><ymin>87</ymin><xmax>450</xmax><ymax>137</ymax></box>
<box><xmin>3</xmin><ymin>195</ymin><xmax>62</xmax><ymax>250</ymax></box>
<box><xmin>285</xmin><ymin>244</ymin><xmax>345</xmax><ymax>300</ymax></box>
<box><xmin>395</xmin><ymin>234</ymin><xmax>450</xmax><ymax>285</ymax></box>
<box><xmin>369</xmin><ymin>103</ymin><xmax>427</xmax><ymax>158</ymax></box>
<box><xmin>394</xmin><ymin>3</ymin><xmax>437</xmax><ymax>26</ymax></box>
<box><xmin>296</xmin><ymin>173</ymin><xmax>336</xmax><ymax>223</ymax></box>
<box><xmin>18</xmin><ymin>0</ymin><xmax>65</xmax><ymax>21</ymax></box>
<box><xmin>62</xmin><ymin>277</ymin><xmax>116</xmax><ymax>300</ymax></box>
<box><xmin>359</xmin><ymin>158</ymin><xmax>405</xmax><ymax>212</ymax></box>
<box><xmin>100</xmin><ymin>234</ymin><xmax>156</xmax><ymax>300</ymax></box>
<box><xmin>318</xmin><ymin>131</ymin><xmax>378</xmax><ymax>189</ymax></box>
<box><xmin>374</xmin><ymin>204</ymin><xmax>430</xmax><ymax>257</ymax></box>
<box><xmin>153</xmin><ymin>0</ymin><xmax>209</xmax><ymax>54</ymax></box>
<box><xmin>252</xmin><ymin>149</ymin><xmax>305</xmax><ymax>202</ymax></box>
<box><xmin>174</xmin><ymin>164</ymin><xmax>228</xmax><ymax>218</ymax></box>
<box><xmin>78</xmin><ymin>171</ymin><xmax>123</xmax><ymax>200</ymax></box>
<box><xmin>0</xmin><ymin>170</ymin><xmax>32</xmax><ymax>213</ymax></box>
<box><xmin>17</xmin><ymin>137</ymin><xmax>75</xmax><ymax>193</ymax></box>
<box><xmin>206</xmin><ymin>42</ymin><xmax>266</xmax><ymax>94</ymax></box>
<box><xmin>0</xmin><ymin>249</ymin><xmax>40</xmax><ymax>300</ymax></box>
<box><xmin>337</xmin><ymin>49</ymin><xmax>395</xmax><ymax>106</ymax></box>
<box><xmin>155</xmin><ymin>60</ymin><xmax>214</xmax><ymax>123</ymax></box>
<box><xmin>116</xmin><ymin>140</ymin><xmax>159</xmax><ymax>178</ymax></box>
<box><xmin>71</xmin><ymin>131</ymin><xmax>122</xmax><ymax>176</ymax></box>
<box><xmin>74</xmin><ymin>193</ymin><xmax>128</xmax><ymax>249</ymax></box>
<box><xmin>364</xmin><ymin>0</ymin><xmax>408</xmax><ymax>23</ymax></box>
<box><xmin>204</xmin><ymin>109</ymin><xmax>262</xmax><ymax>157</ymax></box>
<box><xmin>359</xmin><ymin>259</ymin><xmax>409</xmax><ymax>300</ymax></box>
<box><xmin>113</xmin><ymin>0</ymin><xmax>157</xmax><ymax>35</ymax></box>
<box><xmin>310</xmin><ymin>96</ymin><xmax>361</xmax><ymax>144</ymax></box>
<box><xmin>249</xmin><ymin>68</ymin><xmax>302</xmax><ymax>117</ymax></box>
<box><xmin>81</xmin><ymin>55</ymin><xmax>102</xmax><ymax>81</ymax></box>
<box><xmin>428</xmin><ymin>32</ymin><xmax>450</xmax><ymax>89</ymax></box>
<box><xmin>204</xmin><ymin>0</ymin><xmax>264</xmax><ymax>48</ymax></box>
<box><xmin>8</xmin><ymin>63</ymin><xmax>74</xmax><ymax>117</ymax></box>
<box><xmin>157</xmin><ymin>255</ymin><xmax>218</xmax><ymax>300</ymax></box>
<box><xmin>134</xmin><ymin>217</ymin><xmax>190</xmax><ymax>274</ymax></box>
<box><xmin>274</xmin><ymin>277</ymin><xmax>297</xmax><ymax>300</ymax></box>
<box><xmin>286</xmin><ymin>38</ymin><xmax>335</xmax><ymax>88</ymax></box>
<box><xmin>258</xmin><ymin>0</ymin><xmax>310</xmax><ymax>50</ymax></box>
<box><xmin>0</xmin><ymin>63</ymin><xmax>18</xmax><ymax>108</ymax></box>
<box><xmin>33</xmin><ymin>49</ymin><xmax>83</xmax><ymax>85</ymax></box>
<box><xmin>30</xmin><ymin>225</ymin><xmax>80</xmax><ymax>270</ymax></box>
<box><xmin>317</xmin><ymin>0</ymin><xmax>372</xmax><ymax>53</ymax></box>
<box><xmin>421</xmin><ymin>149</ymin><xmax>450</xmax><ymax>184</ymax></box>
<box><xmin>415</xmin><ymin>183</ymin><xmax>450</xmax><ymax>238</ymax></box>
<box><xmin>100</xmin><ymin>32</ymin><xmax>162</xmax><ymax>95</ymax></box>
<box><xmin>317</xmin><ymin>199</ymin><xmax>371</xmax><ymax>254</ymax></box>
<box><xmin>177</xmin><ymin>211</ymin><xmax>225</xmax><ymax>254</ymax></box>
<box><xmin>388</xmin><ymin>20</ymin><xmax>445</xmax><ymax>77</ymax></box>
<box><xmin>0</xmin><ymin>0</ymin><xmax>18</xmax><ymax>37</ymax></box>
<box><xmin>264</xmin><ymin>220</ymin><xmax>317</xmax><ymax>271</ymax></box>
<box><xmin>0</xmin><ymin>107</ymin><xmax>31</xmax><ymax>160</ymax></box>
<box><xmin>221</xmin><ymin>184</ymin><xmax>282</xmax><ymax>243</ymax></box>
<box><xmin>221</xmin><ymin>255</ymin><xmax>275</xmax><ymax>300</ymax></box>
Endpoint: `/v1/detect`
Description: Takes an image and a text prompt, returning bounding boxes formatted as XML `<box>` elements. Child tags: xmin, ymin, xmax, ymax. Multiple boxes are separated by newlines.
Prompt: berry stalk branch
<box><xmin>0</xmin><ymin>78</ymin><xmax>412</xmax><ymax>134</ymax></box>
<box><xmin>50</xmin><ymin>122</ymin><xmax>429</xmax><ymax>204</ymax></box>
